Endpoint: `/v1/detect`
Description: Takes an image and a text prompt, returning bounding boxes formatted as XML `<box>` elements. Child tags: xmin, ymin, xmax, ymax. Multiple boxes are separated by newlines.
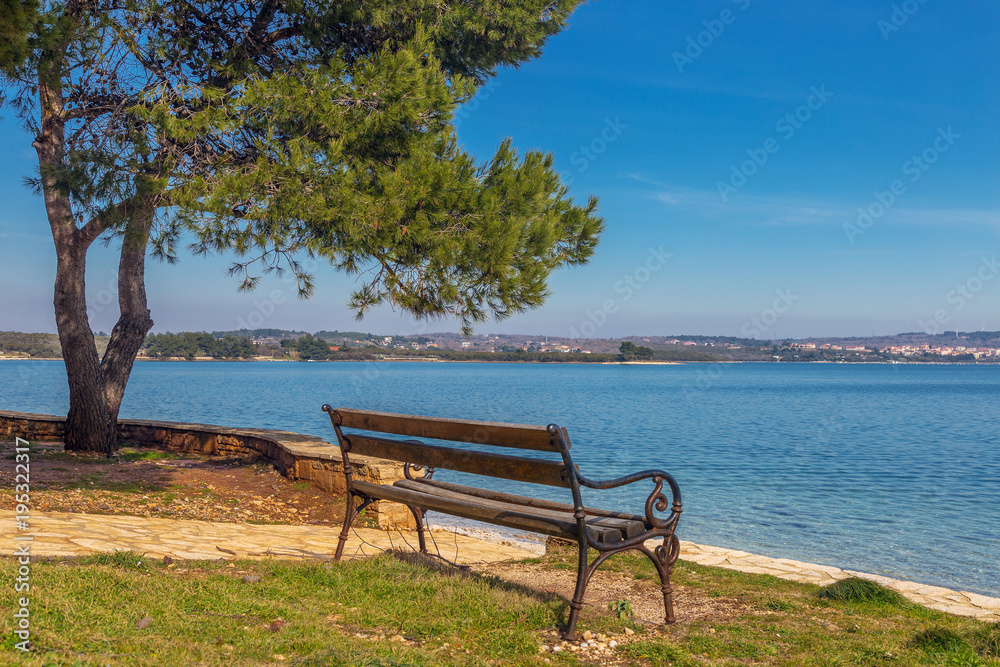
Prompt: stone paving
<box><xmin>3</xmin><ymin>510</ymin><xmax>997</xmax><ymax>622</ymax></box>
<box><xmin>0</xmin><ymin>510</ymin><xmax>529</xmax><ymax>565</ymax></box>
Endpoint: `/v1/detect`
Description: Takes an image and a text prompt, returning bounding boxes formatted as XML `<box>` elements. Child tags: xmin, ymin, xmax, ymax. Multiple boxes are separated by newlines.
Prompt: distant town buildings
<box><xmin>785</xmin><ymin>341</ymin><xmax>999</xmax><ymax>358</ymax></box>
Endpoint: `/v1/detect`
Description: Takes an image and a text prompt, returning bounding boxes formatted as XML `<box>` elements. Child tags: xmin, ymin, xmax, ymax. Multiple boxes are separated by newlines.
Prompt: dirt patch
<box><xmin>1</xmin><ymin>442</ymin><xmax>346</xmax><ymax>526</ymax></box>
<box><xmin>466</xmin><ymin>559</ymin><xmax>753</xmax><ymax>664</ymax></box>
<box><xmin>472</xmin><ymin>560</ymin><xmax>750</xmax><ymax>629</ymax></box>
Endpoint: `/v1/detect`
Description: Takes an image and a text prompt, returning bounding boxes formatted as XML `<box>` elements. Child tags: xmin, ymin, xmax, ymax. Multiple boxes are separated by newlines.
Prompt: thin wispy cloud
<box><xmin>624</xmin><ymin>173</ymin><xmax>1000</xmax><ymax>230</ymax></box>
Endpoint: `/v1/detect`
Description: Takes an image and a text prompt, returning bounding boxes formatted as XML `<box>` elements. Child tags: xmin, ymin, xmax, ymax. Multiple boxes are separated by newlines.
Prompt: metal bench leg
<box><xmin>334</xmin><ymin>494</ymin><xmax>373</xmax><ymax>562</ymax></box>
<box><xmin>333</xmin><ymin>498</ymin><xmax>355</xmax><ymax>562</ymax></box>
<box><xmin>564</xmin><ymin>538</ymin><xmax>591</xmax><ymax>640</ymax></box>
<box><xmin>564</xmin><ymin>533</ymin><xmax>681</xmax><ymax>638</ymax></box>
<box><xmin>408</xmin><ymin>505</ymin><xmax>428</xmax><ymax>554</ymax></box>
<box><xmin>646</xmin><ymin>534</ymin><xmax>681</xmax><ymax>624</ymax></box>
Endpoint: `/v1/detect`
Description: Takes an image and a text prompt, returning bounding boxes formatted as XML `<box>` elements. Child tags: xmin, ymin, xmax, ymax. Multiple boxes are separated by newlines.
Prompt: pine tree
<box><xmin>1</xmin><ymin>1</ymin><xmax>603</xmax><ymax>453</ymax></box>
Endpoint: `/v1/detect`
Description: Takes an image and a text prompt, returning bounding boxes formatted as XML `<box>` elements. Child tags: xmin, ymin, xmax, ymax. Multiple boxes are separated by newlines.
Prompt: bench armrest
<box><xmin>577</xmin><ymin>469</ymin><xmax>682</xmax><ymax>531</ymax></box>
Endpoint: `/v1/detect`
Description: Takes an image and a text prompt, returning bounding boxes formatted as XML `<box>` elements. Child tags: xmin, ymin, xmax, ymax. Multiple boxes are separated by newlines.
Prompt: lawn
<box><xmin>2</xmin><ymin>545</ymin><xmax>998</xmax><ymax>666</ymax></box>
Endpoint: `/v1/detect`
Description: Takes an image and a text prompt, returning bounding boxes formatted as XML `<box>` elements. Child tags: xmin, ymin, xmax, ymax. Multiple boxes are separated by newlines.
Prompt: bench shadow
<box><xmin>384</xmin><ymin>550</ymin><xmax>572</xmax><ymax>622</ymax></box>
<box><xmin>31</xmin><ymin>448</ymin><xmax>272</xmax><ymax>495</ymax></box>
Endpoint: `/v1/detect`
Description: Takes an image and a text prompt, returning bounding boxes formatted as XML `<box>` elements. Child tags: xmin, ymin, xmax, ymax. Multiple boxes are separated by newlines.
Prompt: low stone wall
<box><xmin>0</xmin><ymin>409</ymin><xmax>416</xmax><ymax>529</ymax></box>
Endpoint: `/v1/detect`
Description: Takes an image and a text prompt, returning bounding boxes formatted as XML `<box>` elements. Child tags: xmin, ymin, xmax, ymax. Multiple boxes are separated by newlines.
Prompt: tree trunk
<box><xmin>33</xmin><ymin>60</ymin><xmax>119</xmax><ymax>454</ymax></box>
<box><xmin>52</xmin><ymin>213</ymin><xmax>155</xmax><ymax>454</ymax></box>
<box><xmin>56</xmin><ymin>239</ymin><xmax>116</xmax><ymax>454</ymax></box>
<box><xmin>34</xmin><ymin>53</ymin><xmax>154</xmax><ymax>454</ymax></box>
<box><xmin>101</xmin><ymin>212</ymin><xmax>155</xmax><ymax>431</ymax></box>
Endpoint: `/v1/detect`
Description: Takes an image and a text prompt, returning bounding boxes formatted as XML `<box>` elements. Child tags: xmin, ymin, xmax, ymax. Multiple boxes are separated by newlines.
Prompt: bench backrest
<box><xmin>323</xmin><ymin>406</ymin><xmax>574</xmax><ymax>488</ymax></box>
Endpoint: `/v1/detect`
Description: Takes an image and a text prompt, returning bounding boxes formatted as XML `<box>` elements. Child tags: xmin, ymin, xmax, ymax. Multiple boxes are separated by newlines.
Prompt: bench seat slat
<box><xmin>353</xmin><ymin>481</ymin><xmax>634</xmax><ymax>543</ymax></box>
<box><xmin>397</xmin><ymin>478</ymin><xmax>648</xmax><ymax>540</ymax></box>
<box><xmin>335</xmin><ymin>408</ymin><xmax>560</xmax><ymax>451</ymax></box>
<box><xmin>344</xmin><ymin>434</ymin><xmax>569</xmax><ymax>487</ymax></box>
<box><xmin>394</xmin><ymin>479</ymin><xmax>645</xmax><ymax>542</ymax></box>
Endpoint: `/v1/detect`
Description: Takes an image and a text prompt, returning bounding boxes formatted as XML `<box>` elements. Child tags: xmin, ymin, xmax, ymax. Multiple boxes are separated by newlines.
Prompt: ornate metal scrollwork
<box><xmin>403</xmin><ymin>463</ymin><xmax>435</xmax><ymax>480</ymax></box>
<box><xmin>654</xmin><ymin>533</ymin><xmax>681</xmax><ymax>568</ymax></box>
<box><xmin>644</xmin><ymin>475</ymin><xmax>674</xmax><ymax>530</ymax></box>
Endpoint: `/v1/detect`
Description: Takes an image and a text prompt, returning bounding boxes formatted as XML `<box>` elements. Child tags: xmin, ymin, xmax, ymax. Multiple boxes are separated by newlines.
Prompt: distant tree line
<box><xmin>416</xmin><ymin>349</ymin><xmax>618</xmax><ymax>363</ymax></box>
<box><xmin>665</xmin><ymin>335</ymin><xmax>772</xmax><ymax>348</ymax></box>
<box><xmin>619</xmin><ymin>341</ymin><xmax>654</xmax><ymax>360</ymax></box>
<box><xmin>211</xmin><ymin>328</ymin><xmax>307</xmax><ymax>340</ymax></box>
<box><xmin>143</xmin><ymin>333</ymin><xmax>256</xmax><ymax>359</ymax></box>
<box><xmin>0</xmin><ymin>332</ymin><xmax>62</xmax><ymax>358</ymax></box>
<box><xmin>774</xmin><ymin>344</ymin><xmax>979</xmax><ymax>364</ymax></box>
<box><xmin>280</xmin><ymin>334</ymin><xmax>340</xmax><ymax>360</ymax></box>
<box><xmin>652</xmin><ymin>349</ymin><xmax>721</xmax><ymax>362</ymax></box>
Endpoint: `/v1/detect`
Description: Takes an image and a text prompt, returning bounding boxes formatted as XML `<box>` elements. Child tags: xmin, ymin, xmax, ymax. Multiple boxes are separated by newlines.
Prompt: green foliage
<box><xmin>143</xmin><ymin>332</ymin><xmax>256</xmax><ymax>359</ymax></box>
<box><xmin>3</xmin><ymin>540</ymin><xmax>1000</xmax><ymax>666</ymax></box>
<box><xmin>636</xmin><ymin>345</ymin><xmax>655</xmax><ymax>360</ymax></box>
<box><xmin>3</xmin><ymin>0</ymin><xmax>600</xmax><ymax>334</ymax></box>
<box><xmin>973</xmin><ymin>625</ymin><xmax>1000</xmax><ymax>658</ymax></box>
<box><xmin>818</xmin><ymin>577</ymin><xmax>909</xmax><ymax>606</ymax></box>
<box><xmin>608</xmin><ymin>598</ymin><xmax>634</xmax><ymax>619</ymax></box>
<box><xmin>0</xmin><ymin>330</ymin><xmax>61</xmax><ymax>357</ymax></box>
<box><xmin>77</xmin><ymin>550</ymin><xmax>151</xmax><ymax>569</ymax></box>
<box><xmin>653</xmin><ymin>349</ymin><xmax>723</xmax><ymax>362</ymax></box>
<box><xmin>619</xmin><ymin>341</ymin><xmax>654</xmax><ymax>360</ymax></box>
<box><xmin>619</xmin><ymin>341</ymin><xmax>638</xmax><ymax>357</ymax></box>
<box><xmin>212</xmin><ymin>329</ymin><xmax>308</xmax><ymax>340</ymax></box>
<box><xmin>312</xmin><ymin>330</ymin><xmax>379</xmax><ymax>343</ymax></box>
<box><xmin>0</xmin><ymin>0</ymin><xmax>38</xmax><ymax>74</ymax></box>
<box><xmin>117</xmin><ymin>448</ymin><xmax>179</xmax><ymax>462</ymax></box>
<box><xmin>0</xmin><ymin>552</ymin><xmax>565</xmax><ymax>665</ymax></box>
<box><xmin>911</xmin><ymin>627</ymin><xmax>970</xmax><ymax>652</ymax></box>
<box><xmin>763</xmin><ymin>599</ymin><xmax>795</xmax><ymax>611</ymax></box>
<box><xmin>619</xmin><ymin>640</ymin><xmax>694</xmax><ymax>664</ymax></box>
<box><xmin>669</xmin><ymin>334</ymin><xmax>772</xmax><ymax>347</ymax></box>
<box><xmin>281</xmin><ymin>333</ymin><xmax>335</xmax><ymax>360</ymax></box>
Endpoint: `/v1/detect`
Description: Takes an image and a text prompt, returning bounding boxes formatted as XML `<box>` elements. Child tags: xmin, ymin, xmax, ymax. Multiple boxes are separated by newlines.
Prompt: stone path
<box><xmin>3</xmin><ymin>510</ymin><xmax>997</xmax><ymax>622</ymax></box>
<box><xmin>0</xmin><ymin>510</ymin><xmax>529</xmax><ymax>565</ymax></box>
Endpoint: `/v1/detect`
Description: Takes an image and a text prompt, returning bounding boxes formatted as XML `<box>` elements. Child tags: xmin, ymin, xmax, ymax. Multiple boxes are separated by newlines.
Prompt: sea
<box><xmin>2</xmin><ymin>359</ymin><xmax>997</xmax><ymax>598</ymax></box>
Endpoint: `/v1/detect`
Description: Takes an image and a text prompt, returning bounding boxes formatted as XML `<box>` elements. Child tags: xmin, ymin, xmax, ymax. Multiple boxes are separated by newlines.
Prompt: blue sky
<box><xmin>2</xmin><ymin>0</ymin><xmax>998</xmax><ymax>339</ymax></box>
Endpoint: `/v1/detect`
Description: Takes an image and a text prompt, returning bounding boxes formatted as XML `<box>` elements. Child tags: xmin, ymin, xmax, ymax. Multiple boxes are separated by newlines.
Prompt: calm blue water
<box><xmin>2</xmin><ymin>359</ymin><xmax>998</xmax><ymax>597</ymax></box>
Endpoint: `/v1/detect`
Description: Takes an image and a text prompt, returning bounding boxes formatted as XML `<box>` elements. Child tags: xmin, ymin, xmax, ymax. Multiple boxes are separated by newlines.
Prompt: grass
<box><xmin>1</xmin><ymin>546</ymin><xmax>998</xmax><ymax>666</ymax></box>
<box><xmin>58</xmin><ymin>472</ymin><xmax>161</xmax><ymax>494</ymax></box>
<box><xmin>1</xmin><ymin>551</ymin><xmax>567</xmax><ymax>666</ymax></box>
<box><xmin>817</xmin><ymin>577</ymin><xmax>910</xmax><ymax>606</ymax></box>
<box><xmin>3</xmin><ymin>446</ymin><xmax>182</xmax><ymax>495</ymax></box>
<box><xmin>118</xmin><ymin>449</ymin><xmax>180</xmax><ymax>463</ymax></box>
<box><xmin>22</xmin><ymin>447</ymin><xmax>182</xmax><ymax>464</ymax></box>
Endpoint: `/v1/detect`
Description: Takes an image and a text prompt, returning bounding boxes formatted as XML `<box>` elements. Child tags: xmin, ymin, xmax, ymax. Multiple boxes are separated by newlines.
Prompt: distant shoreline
<box><xmin>0</xmin><ymin>355</ymin><xmax>683</xmax><ymax>365</ymax></box>
<box><xmin>1</xmin><ymin>356</ymin><xmax>990</xmax><ymax>366</ymax></box>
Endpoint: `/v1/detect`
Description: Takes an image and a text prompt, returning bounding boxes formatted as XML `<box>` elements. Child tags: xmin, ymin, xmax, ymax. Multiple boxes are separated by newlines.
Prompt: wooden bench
<box><xmin>322</xmin><ymin>405</ymin><xmax>683</xmax><ymax>638</ymax></box>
